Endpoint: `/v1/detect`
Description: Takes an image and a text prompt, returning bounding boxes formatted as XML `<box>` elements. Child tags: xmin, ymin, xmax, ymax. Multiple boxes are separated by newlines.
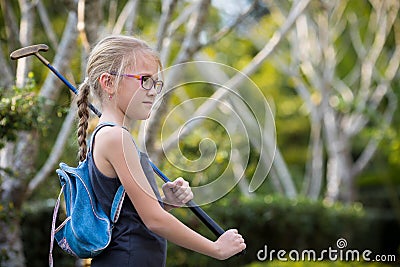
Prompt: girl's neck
<box><xmin>98</xmin><ymin>111</ymin><xmax>135</xmax><ymax>130</ymax></box>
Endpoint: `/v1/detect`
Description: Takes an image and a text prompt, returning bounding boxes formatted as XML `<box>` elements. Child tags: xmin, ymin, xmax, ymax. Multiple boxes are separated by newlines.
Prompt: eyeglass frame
<box><xmin>108</xmin><ymin>72</ymin><xmax>164</xmax><ymax>94</ymax></box>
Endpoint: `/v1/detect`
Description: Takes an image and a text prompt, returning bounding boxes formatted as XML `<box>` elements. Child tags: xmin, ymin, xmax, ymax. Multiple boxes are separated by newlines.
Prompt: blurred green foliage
<box><xmin>0</xmin><ymin>73</ymin><xmax>47</xmax><ymax>150</ymax></box>
<box><xmin>21</xmin><ymin>201</ymin><xmax>75</xmax><ymax>267</ymax></box>
<box><xmin>20</xmin><ymin>194</ymin><xmax>399</xmax><ymax>266</ymax></box>
<box><xmin>0</xmin><ymin>74</ymin><xmax>49</xmax><ymax>194</ymax></box>
<box><xmin>164</xmin><ymin>195</ymin><xmax>398</xmax><ymax>267</ymax></box>
<box><xmin>1</xmin><ymin>0</ymin><xmax>399</xmax><ymax>266</ymax></box>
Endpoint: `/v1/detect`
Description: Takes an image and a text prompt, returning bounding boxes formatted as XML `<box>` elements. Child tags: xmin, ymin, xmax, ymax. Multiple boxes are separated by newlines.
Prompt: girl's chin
<box><xmin>124</xmin><ymin>108</ymin><xmax>152</xmax><ymax>121</ymax></box>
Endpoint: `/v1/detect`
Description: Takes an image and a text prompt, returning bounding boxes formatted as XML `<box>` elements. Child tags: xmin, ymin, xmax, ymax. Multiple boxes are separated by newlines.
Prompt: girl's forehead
<box><xmin>127</xmin><ymin>53</ymin><xmax>160</xmax><ymax>73</ymax></box>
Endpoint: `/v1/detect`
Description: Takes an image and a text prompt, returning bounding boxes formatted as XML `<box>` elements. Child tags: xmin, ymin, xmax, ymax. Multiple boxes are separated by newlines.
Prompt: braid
<box><xmin>77</xmin><ymin>81</ymin><xmax>90</xmax><ymax>162</ymax></box>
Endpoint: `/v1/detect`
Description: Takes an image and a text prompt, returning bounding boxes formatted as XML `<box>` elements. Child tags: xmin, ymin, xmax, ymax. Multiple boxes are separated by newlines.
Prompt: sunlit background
<box><xmin>0</xmin><ymin>0</ymin><xmax>399</xmax><ymax>266</ymax></box>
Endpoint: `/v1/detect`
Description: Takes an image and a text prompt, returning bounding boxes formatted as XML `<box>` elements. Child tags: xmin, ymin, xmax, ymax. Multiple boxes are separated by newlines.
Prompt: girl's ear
<box><xmin>99</xmin><ymin>73</ymin><xmax>115</xmax><ymax>94</ymax></box>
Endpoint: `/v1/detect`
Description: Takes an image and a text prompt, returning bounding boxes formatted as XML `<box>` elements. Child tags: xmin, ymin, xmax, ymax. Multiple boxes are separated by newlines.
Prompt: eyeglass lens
<box><xmin>142</xmin><ymin>76</ymin><xmax>163</xmax><ymax>93</ymax></box>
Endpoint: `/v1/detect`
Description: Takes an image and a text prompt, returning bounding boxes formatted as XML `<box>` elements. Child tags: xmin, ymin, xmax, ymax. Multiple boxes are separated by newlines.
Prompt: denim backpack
<box><xmin>49</xmin><ymin>123</ymin><xmax>125</xmax><ymax>266</ymax></box>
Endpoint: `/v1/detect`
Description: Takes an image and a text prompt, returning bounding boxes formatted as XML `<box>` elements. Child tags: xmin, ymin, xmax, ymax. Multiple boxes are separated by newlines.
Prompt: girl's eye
<box><xmin>142</xmin><ymin>76</ymin><xmax>151</xmax><ymax>83</ymax></box>
<box><xmin>142</xmin><ymin>76</ymin><xmax>153</xmax><ymax>88</ymax></box>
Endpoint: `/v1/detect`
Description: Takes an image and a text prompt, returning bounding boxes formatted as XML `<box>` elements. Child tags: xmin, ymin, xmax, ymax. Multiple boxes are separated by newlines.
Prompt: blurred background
<box><xmin>0</xmin><ymin>0</ymin><xmax>399</xmax><ymax>266</ymax></box>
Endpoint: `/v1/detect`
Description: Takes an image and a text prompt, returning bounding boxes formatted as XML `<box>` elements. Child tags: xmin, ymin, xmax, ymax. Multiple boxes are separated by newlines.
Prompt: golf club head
<box><xmin>10</xmin><ymin>44</ymin><xmax>49</xmax><ymax>60</ymax></box>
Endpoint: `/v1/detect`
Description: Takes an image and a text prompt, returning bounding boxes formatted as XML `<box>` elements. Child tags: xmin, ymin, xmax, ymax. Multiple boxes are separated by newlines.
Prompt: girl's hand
<box><xmin>162</xmin><ymin>177</ymin><xmax>194</xmax><ymax>208</ymax></box>
<box><xmin>214</xmin><ymin>229</ymin><xmax>246</xmax><ymax>260</ymax></box>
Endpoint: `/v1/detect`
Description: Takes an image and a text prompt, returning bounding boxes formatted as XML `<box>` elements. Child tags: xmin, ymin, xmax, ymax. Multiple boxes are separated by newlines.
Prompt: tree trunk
<box><xmin>0</xmin><ymin>214</ymin><xmax>25</xmax><ymax>267</ymax></box>
<box><xmin>83</xmin><ymin>0</ymin><xmax>104</xmax><ymax>44</ymax></box>
<box><xmin>0</xmin><ymin>130</ymin><xmax>39</xmax><ymax>267</ymax></box>
<box><xmin>0</xmin><ymin>2</ymin><xmax>78</xmax><ymax>266</ymax></box>
<box><xmin>143</xmin><ymin>0</ymin><xmax>211</xmax><ymax>161</ymax></box>
<box><xmin>0</xmin><ymin>0</ymin><xmax>35</xmax><ymax>265</ymax></box>
<box><xmin>155</xmin><ymin>0</ymin><xmax>311</xmax><ymax>196</ymax></box>
<box><xmin>281</xmin><ymin>0</ymin><xmax>399</xmax><ymax>203</ymax></box>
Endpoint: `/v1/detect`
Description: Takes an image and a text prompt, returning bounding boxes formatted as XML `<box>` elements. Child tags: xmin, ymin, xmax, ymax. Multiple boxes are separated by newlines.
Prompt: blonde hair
<box><xmin>77</xmin><ymin>35</ymin><xmax>161</xmax><ymax>161</ymax></box>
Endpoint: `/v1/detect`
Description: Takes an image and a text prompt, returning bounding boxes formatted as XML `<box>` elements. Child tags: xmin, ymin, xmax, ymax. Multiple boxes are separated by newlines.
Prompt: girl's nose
<box><xmin>147</xmin><ymin>86</ymin><xmax>157</xmax><ymax>96</ymax></box>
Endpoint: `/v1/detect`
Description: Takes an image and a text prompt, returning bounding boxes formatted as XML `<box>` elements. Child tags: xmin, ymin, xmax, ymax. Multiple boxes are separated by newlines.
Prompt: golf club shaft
<box><xmin>149</xmin><ymin>161</ymin><xmax>225</xmax><ymax>237</ymax></box>
<box><xmin>12</xmin><ymin>48</ymin><xmax>226</xmax><ymax>238</ymax></box>
<box><xmin>34</xmin><ymin>53</ymin><xmax>103</xmax><ymax>117</ymax></box>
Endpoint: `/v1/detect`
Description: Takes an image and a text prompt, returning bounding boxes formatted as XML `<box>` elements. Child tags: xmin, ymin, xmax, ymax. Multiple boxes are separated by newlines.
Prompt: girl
<box><xmin>76</xmin><ymin>35</ymin><xmax>246</xmax><ymax>266</ymax></box>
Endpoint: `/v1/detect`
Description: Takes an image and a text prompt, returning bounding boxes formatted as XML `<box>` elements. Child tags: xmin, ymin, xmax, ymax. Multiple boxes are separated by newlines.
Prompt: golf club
<box><xmin>11</xmin><ymin>44</ymin><xmax>102</xmax><ymax>117</ymax></box>
<box><xmin>10</xmin><ymin>44</ymin><xmax>227</xmax><ymax>238</ymax></box>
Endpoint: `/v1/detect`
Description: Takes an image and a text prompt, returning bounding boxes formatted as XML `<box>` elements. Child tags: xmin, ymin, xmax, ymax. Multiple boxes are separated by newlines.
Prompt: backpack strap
<box><xmin>49</xmin><ymin>184</ymin><xmax>65</xmax><ymax>267</ymax></box>
<box><xmin>89</xmin><ymin>121</ymin><xmax>140</xmax><ymax>155</ymax></box>
<box><xmin>89</xmin><ymin>122</ymin><xmax>139</xmax><ymax>224</ymax></box>
<box><xmin>110</xmin><ymin>185</ymin><xmax>125</xmax><ymax>223</ymax></box>
<box><xmin>87</xmin><ymin>122</ymin><xmax>119</xmax><ymax>155</ymax></box>
<box><xmin>88</xmin><ymin>122</ymin><xmax>140</xmax><ymax>153</ymax></box>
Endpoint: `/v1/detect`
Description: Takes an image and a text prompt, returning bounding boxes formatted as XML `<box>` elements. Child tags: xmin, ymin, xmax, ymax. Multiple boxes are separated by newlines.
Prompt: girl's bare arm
<box><xmin>96</xmin><ymin>127</ymin><xmax>245</xmax><ymax>260</ymax></box>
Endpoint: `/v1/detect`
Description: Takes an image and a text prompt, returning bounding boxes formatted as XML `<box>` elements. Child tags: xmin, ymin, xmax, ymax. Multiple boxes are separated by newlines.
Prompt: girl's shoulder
<box><xmin>95</xmin><ymin>124</ymin><xmax>125</xmax><ymax>136</ymax></box>
<box><xmin>94</xmin><ymin>125</ymin><xmax>136</xmax><ymax>152</ymax></box>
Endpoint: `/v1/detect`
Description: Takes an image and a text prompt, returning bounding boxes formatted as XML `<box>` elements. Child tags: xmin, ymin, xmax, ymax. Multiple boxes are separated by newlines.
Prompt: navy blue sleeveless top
<box><xmin>88</xmin><ymin>123</ymin><xmax>167</xmax><ymax>267</ymax></box>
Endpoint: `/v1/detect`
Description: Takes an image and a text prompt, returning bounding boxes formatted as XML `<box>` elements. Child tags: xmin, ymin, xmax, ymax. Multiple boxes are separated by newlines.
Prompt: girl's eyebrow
<box><xmin>137</xmin><ymin>72</ymin><xmax>161</xmax><ymax>79</ymax></box>
<box><xmin>136</xmin><ymin>72</ymin><xmax>151</xmax><ymax>75</ymax></box>
<box><xmin>136</xmin><ymin>72</ymin><xmax>154</xmax><ymax>77</ymax></box>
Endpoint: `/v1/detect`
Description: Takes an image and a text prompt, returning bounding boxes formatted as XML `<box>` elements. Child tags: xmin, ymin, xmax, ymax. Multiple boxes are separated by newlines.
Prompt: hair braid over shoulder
<box><xmin>77</xmin><ymin>81</ymin><xmax>90</xmax><ymax>162</ymax></box>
